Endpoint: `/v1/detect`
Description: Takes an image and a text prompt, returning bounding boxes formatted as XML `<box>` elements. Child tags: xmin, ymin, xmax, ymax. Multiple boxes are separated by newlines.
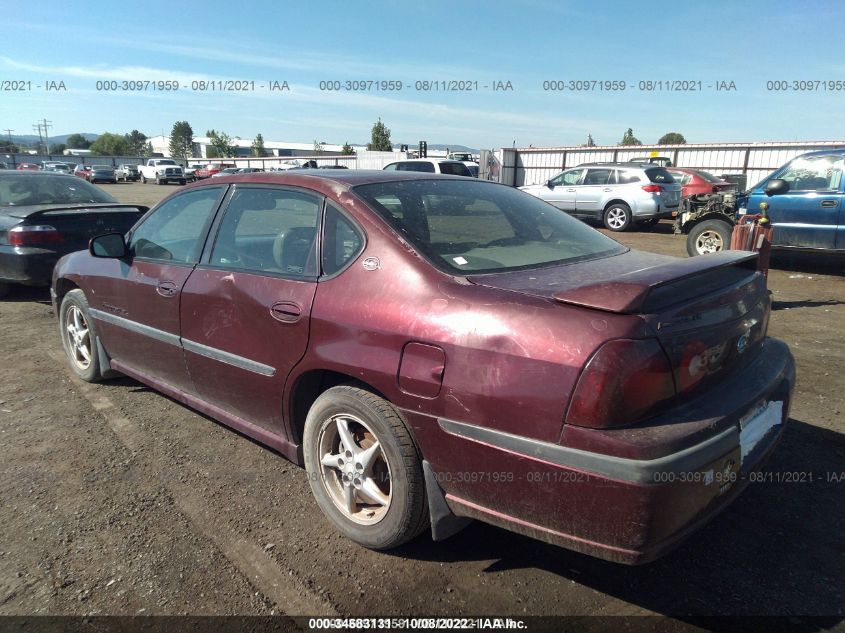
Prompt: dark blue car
<box><xmin>738</xmin><ymin>149</ymin><xmax>845</xmax><ymax>252</ymax></box>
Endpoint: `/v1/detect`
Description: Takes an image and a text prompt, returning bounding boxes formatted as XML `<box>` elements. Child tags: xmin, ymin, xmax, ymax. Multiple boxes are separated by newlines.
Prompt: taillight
<box><xmin>8</xmin><ymin>225</ymin><xmax>65</xmax><ymax>246</ymax></box>
<box><xmin>565</xmin><ymin>338</ymin><xmax>676</xmax><ymax>429</ymax></box>
<box><xmin>641</xmin><ymin>184</ymin><xmax>662</xmax><ymax>193</ymax></box>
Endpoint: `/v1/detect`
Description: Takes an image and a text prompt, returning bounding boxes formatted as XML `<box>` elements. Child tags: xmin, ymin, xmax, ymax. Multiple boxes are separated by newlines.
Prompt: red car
<box><xmin>195</xmin><ymin>162</ymin><xmax>234</xmax><ymax>179</ymax></box>
<box><xmin>16</xmin><ymin>163</ymin><xmax>39</xmax><ymax>171</ymax></box>
<box><xmin>52</xmin><ymin>171</ymin><xmax>795</xmax><ymax>564</ymax></box>
<box><xmin>73</xmin><ymin>164</ymin><xmax>92</xmax><ymax>181</ymax></box>
<box><xmin>668</xmin><ymin>168</ymin><xmax>735</xmax><ymax>198</ymax></box>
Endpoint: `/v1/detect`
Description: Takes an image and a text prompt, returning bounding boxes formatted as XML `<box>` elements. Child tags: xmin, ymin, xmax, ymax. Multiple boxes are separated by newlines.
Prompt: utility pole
<box><xmin>3</xmin><ymin>129</ymin><xmax>13</xmax><ymax>151</ymax></box>
<box><xmin>33</xmin><ymin>123</ymin><xmax>44</xmax><ymax>154</ymax></box>
<box><xmin>33</xmin><ymin>119</ymin><xmax>53</xmax><ymax>154</ymax></box>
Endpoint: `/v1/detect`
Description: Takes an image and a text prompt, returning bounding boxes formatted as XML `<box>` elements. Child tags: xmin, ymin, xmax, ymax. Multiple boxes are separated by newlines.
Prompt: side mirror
<box><xmin>764</xmin><ymin>178</ymin><xmax>789</xmax><ymax>197</ymax></box>
<box><xmin>546</xmin><ymin>180</ymin><xmax>554</xmax><ymax>189</ymax></box>
<box><xmin>90</xmin><ymin>233</ymin><xmax>128</xmax><ymax>258</ymax></box>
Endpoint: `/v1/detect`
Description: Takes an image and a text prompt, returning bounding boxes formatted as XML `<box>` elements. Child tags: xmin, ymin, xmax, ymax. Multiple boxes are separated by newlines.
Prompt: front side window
<box><xmin>209</xmin><ymin>187</ymin><xmax>321</xmax><ymax>277</ymax></box>
<box><xmin>550</xmin><ymin>169</ymin><xmax>584</xmax><ymax>187</ymax></box>
<box><xmin>129</xmin><ymin>187</ymin><xmax>224</xmax><ymax>263</ymax></box>
<box><xmin>355</xmin><ymin>179</ymin><xmax>624</xmax><ymax>274</ymax></box>
<box><xmin>777</xmin><ymin>155</ymin><xmax>844</xmax><ymax>191</ymax></box>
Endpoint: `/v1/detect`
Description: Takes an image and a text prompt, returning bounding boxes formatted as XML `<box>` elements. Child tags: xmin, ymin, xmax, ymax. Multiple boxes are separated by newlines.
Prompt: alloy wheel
<box><xmin>64</xmin><ymin>305</ymin><xmax>92</xmax><ymax>370</ymax></box>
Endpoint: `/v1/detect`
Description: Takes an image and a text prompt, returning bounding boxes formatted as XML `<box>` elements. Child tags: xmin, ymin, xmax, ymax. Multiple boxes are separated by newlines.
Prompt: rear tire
<box><xmin>687</xmin><ymin>219</ymin><xmax>733</xmax><ymax>256</ymax></box>
<box><xmin>603</xmin><ymin>203</ymin><xmax>632</xmax><ymax>232</ymax></box>
<box><xmin>303</xmin><ymin>386</ymin><xmax>429</xmax><ymax>550</ymax></box>
<box><xmin>140</xmin><ymin>174</ymin><xmax>147</xmax><ymax>184</ymax></box>
<box><xmin>59</xmin><ymin>289</ymin><xmax>103</xmax><ymax>383</ymax></box>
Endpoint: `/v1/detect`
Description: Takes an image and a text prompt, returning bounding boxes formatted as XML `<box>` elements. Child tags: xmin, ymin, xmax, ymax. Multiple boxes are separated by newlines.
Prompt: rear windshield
<box><xmin>353</xmin><ymin>178</ymin><xmax>624</xmax><ymax>274</ymax></box>
<box><xmin>438</xmin><ymin>162</ymin><xmax>472</xmax><ymax>177</ymax></box>
<box><xmin>0</xmin><ymin>173</ymin><xmax>118</xmax><ymax>206</ymax></box>
<box><xmin>696</xmin><ymin>170</ymin><xmax>723</xmax><ymax>183</ymax></box>
<box><xmin>645</xmin><ymin>168</ymin><xmax>676</xmax><ymax>183</ymax></box>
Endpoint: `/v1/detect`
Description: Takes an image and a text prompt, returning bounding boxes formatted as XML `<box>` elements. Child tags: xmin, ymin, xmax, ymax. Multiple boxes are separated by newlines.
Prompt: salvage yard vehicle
<box><xmin>383</xmin><ymin>158</ymin><xmax>473</xmax><ymax>177</ymax></box>
<box><xmin>519</xmin><ymin>162</ymin><xmax>681</xmax><ymax>231</ymax></box>
<box><xmin>52</xmin><ymin>171</ymin><xmax>794</xmax><ymax>564</ymax></box>
<box><xmin>668</xmin><ymin>168</ymin><xmax>735</xmax><ymax>199</ymax></box>
<box><xmin>89</xmin><ymin>165</ymin><xmax>117</xmax><ymax>184</ymax></box>
<box><xmin>138</xmin><ymin>158</ymin><xmax>186</xmax><ymax>185</ymax></box>
<box><xmin>679</xmin><ymin>150</ymin><xmax>845</xmax><ymax>255</ymax></box>
<box><xmin>0</xmin><ymin>171</ymin><xmax>145</xmax><ymax>298</ymax></box>
<box><xmin>115</xmin><ymin>164</ymin><xmax>140</xmax><ymax>182</ymax></box>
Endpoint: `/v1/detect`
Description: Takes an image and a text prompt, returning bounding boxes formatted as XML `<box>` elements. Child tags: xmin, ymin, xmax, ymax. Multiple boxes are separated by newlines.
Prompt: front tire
<box><xmin>603</xmin><ymin>203</ymin><xmax>632</xmax><ymax>231</ymax></box>
<box><xmin>303</xmin><ymin>386</ymin><xmax>429</xmax><ymax>550</ymax></box>
<box><xmin>687</xmin><ymin>219</ymin><xmax>733</xmax><ymax>256</ymax></box>
<box><xmin>59</xmin><ymin>289</ymin><xmax>102</xmax><ymax>382</ymax></box>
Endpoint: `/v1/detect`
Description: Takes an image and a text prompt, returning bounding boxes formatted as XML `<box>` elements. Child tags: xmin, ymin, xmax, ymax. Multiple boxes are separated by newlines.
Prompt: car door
<box><xmin>750</xmin><ymin>154</ymin><xmax>844</xmax><ymax>249</ymax></box>
<box><xmin>538</xmin><ymin>168</ymin><xmax>583</xmax><ymax>212</ymax></box>
<box><xmin>86</xmin><ymin>186</ymin><xmax>227</xmax><ymax>393</ymax></box>
<box><xmin>574</xmin><ymin>168</ymin><xmax>615</xmax><ymax>218</ymax></box>
<box><xmin>179</xmin><ymin>185</ymin><xmax>323</xmax><ymax>435</ymax></box>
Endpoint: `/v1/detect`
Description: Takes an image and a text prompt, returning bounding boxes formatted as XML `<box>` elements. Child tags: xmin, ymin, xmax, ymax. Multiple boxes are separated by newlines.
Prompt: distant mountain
<box><xmin>6</xmin><ymin>133</ymin><xmax>99</xmax><ymax>146</ymax></box>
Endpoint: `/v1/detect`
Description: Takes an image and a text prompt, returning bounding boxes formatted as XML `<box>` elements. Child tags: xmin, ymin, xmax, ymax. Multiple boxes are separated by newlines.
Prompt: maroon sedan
<box><xmin>52</xmin><ymin>171</ymin><xmax>794</xmax><ymax>564</ymax></box>
<box><xmin>73</xmin><ymin>164</ymin><xmax>92</xmax><ymax>181</ymax></box>
<box><xmin>668</xmin><ymin>168</ymin><xmax>735</xmax><ymax>199</ymax></box>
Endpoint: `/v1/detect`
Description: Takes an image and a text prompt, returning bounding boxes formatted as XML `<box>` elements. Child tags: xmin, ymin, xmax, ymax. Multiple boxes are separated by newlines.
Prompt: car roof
<box><xmin>182</xmin><ymin>169</ymin><xmax>480</xmax><ymax>194</ymax></box>
<box><xmin>795</xmin><ymin>149</ymin><xmax>845</xmax><ymax>158</ymax></box>
<box><xmin>575</xmin><ymin>162</ymin><xmax>653</xmax><ymax>168</ymax></box>
<box><xmin>388</xmin><ymin>158</ymin><xmax>466</xmax><ymax>164</ymax></box>
<box><xmin>0</xmin><ymin>170</ymin><xmax>76</xmax><ymax>178</ymax></box>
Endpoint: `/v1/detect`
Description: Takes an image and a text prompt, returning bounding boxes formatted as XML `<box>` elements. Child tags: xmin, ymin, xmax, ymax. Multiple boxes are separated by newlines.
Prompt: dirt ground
<box><xmin>1</xmin><ymin>181</ymin><xmax>843</xmax><ymax>624</ymax></box>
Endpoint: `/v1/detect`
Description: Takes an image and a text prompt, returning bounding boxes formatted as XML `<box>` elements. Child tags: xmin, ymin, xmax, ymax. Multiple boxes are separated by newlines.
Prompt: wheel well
<box><xmin>603</xmin><ymin>199</ymin><xmax>631</xmax><ymax>212</ymax></box>
<box><xmin>53</xmin><ymin>278</ymin><xmax>80</xmax><ymax>307</ymax></box>
<box><xmin>683</xmin><ymin>213</ymin><xmax>734</xmax><ymax>234</ymax></box>
<box><xmin>288</xmin><ymin>370</ymin><xmax>389</xmax><ymax>445</ymax></box>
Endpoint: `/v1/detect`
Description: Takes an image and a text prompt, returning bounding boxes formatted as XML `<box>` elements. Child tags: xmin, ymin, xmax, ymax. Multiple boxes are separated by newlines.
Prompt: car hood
<box><xmin>466</xmin><ymin>249</ymin><xmax>759</xmax><ymax>314</ymax></box>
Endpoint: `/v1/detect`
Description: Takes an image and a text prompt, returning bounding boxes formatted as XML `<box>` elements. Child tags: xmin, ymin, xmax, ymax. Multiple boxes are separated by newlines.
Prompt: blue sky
<box><xmin>2</xmin><ymin>0</ymin><xmax>843</xmax><ymax>149</ymax></box>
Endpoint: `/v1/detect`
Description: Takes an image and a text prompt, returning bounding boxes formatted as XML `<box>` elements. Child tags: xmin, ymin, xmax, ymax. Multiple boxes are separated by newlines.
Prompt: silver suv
<box><xmin>519</xmin><ymin>163</ymin><xmax>681</xmax><ymax>231</ymax></box>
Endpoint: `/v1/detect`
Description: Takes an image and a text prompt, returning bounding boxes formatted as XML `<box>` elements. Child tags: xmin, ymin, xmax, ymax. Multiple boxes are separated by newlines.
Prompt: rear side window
<box><xmin>209</xmin><ymin>187</ymin><xmax>321</xmax><ymax>277</ymax></box>
<box><xmin>438</xmin><ymin>162</ymin><xmax>472</xmax><ymax>177</ymax></box>
<box><xmin>645</xmin><ymin>168</ymin><xmax>676</xmax><ymax>183</ymax></box>
<box><xmin>583</xmin><ymin>169</ymin><xmax>615</xmax><ymax>185</ymax></box>
<box><xmin>397</xmin><ymin>161</ymin><xmax>435</xmax><ymax>173</ymax></box>
<box><xmin>130</xmin><ymin>187</ymin><xmax>225</xmax><ymax>263</ymax></box>
<box><xmin>322</xmin><ymin>203</ymin><xmax>364</xmax><ymax>276</ymax></box>
<box><xmin>616</xmin><ymin>170</ymin><xmax>642</xmax><ymax>184</ymax></box>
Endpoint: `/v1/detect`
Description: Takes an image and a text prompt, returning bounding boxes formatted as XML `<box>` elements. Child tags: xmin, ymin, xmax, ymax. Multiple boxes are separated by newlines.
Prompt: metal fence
<box><xmin>496</xmin><ymin>141</ymin><xmax>845</xmax><ymax>189</ymax></box>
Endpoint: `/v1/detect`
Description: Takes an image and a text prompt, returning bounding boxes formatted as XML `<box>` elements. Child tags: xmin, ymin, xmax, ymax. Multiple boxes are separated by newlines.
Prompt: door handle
<box><xmin>156</xmin><ymin>280</ymin><xmax>177</xmax><ymax>297</ymax></box>
<box><xmin>820</xmin><ymin>199</ymin><xmax>838</xmax><ymax>208</ymax></box>
<box><xmin>602</xmin><ymin>188</ymin><xmax>612</xmax><ymax>192</ymax></box>
<box><xmin>270</xmin><ymin>301</ymin><xmax>302</xmax><ymax>323</ymax></box>
<box><xmin>566</xmin><ymin>188</ymin><xmax>576</xmax><ymax>192</ymax></box>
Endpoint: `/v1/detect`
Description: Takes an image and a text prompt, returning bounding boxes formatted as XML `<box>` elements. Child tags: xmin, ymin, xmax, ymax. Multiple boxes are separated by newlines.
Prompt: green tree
<box><xmin>206</xmin><ymin>129</ymin><xmax>236</xmax><ymax>158</ymax></box>
<box><xmin>0</xmin><ymin>140</ymin><xmax>19</xmax><ymax>153</ymax></box>
<box><xmin>143</xmin><ymin>141</ymin><xmax>154</xmax><ymax>157</ymax></box>
<box><xmin>65</xmin><ymin>133</ymin><xmax>91</xmax><ymax>150</ymax></box>
<box><xmin>367</xmin><ymin>118</ymin><xmax>392</xmax><ymax>151</ymax></box>
<box><xmin>341</xmin><ymin>141</ymin><xmax>355</xmax><ymax>156</ymax></box>
<box><xmin>620</xmin><ymin>128</ymin><xmax>642</xmax><ymax>146</ymax></box>
<box><xmin>126</xmin><ymin>129</ymin><xmax>148</xmax><ymax>155</ymax></box>
<box><xmin>49</xmin><ymin>143</ymin><xmax>67</xmax><ymax>154</ymax></box>
<box><xmin>251</xmin><ymin>133</ymin><xmax>266</xmax><ymax>157</ymax></box>
<box><xmin>657</xmin><ymin>132</ymin><xmax>686</xmax><ymax>145</ymax></box>
<box><xmin>89</xmin><ymin>132</ymin><xmax>131</xmax><ymax>156</ymax></box>
<box><xmin>169</xmin><ymin>121</ymin><xmax>194</xmax><ymax>159</ymax></box>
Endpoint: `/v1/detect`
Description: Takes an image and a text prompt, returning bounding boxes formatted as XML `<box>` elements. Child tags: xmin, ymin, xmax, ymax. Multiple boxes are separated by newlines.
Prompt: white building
<box><xmin>147</xmin><ymin>135</ymin><xmax>368</xmax><ymax>159</ymax></box>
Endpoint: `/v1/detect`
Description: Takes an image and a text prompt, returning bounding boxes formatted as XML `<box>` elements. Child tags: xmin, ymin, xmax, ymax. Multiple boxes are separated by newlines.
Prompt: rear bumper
<box><xmin>419</xmin><ymin>338</ymin><xmax>795</xmax><ymax>564</ymax></box>
<box><xmin>0</xmin><ymin>245</ymin><xmax>60</xmax><ymax>286</ymax></box>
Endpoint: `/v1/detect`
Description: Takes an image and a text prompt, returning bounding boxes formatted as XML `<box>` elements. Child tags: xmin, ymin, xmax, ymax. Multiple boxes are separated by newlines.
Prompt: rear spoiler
<box><xmin>9</xmin><ymin>204</ymin><xmax>148</xmax><ymax>219</ymax></box>
<box><xmin>552</xmin><ymin>251</ymin><xmax>759</xmax><ymax>314</ymax></box>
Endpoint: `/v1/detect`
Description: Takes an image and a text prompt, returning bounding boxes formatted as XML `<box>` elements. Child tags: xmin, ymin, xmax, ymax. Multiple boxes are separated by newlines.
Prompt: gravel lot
<box><xmin>1</xmin><ymin>181</ymin><xmax>843</xmax><ymax>623</ymax></box>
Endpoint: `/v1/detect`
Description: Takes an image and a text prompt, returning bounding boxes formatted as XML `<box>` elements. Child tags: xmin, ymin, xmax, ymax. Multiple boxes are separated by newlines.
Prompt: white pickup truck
<box><xmin>138</xmin><ymin>159</ymin><xmax>186</xmax><ymax>185</ymax></box>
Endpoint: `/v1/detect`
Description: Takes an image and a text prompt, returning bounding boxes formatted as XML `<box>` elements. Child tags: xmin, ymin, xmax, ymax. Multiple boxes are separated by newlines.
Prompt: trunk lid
<box><xmin>11</xmin><ymin>204</ymin><xmax>145</xmax><ymax>250</ymax></box>
<box><xmin>467</xmin><ymin>249</ymin><xmax>770</xmax><ymax>398</ymax></box>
